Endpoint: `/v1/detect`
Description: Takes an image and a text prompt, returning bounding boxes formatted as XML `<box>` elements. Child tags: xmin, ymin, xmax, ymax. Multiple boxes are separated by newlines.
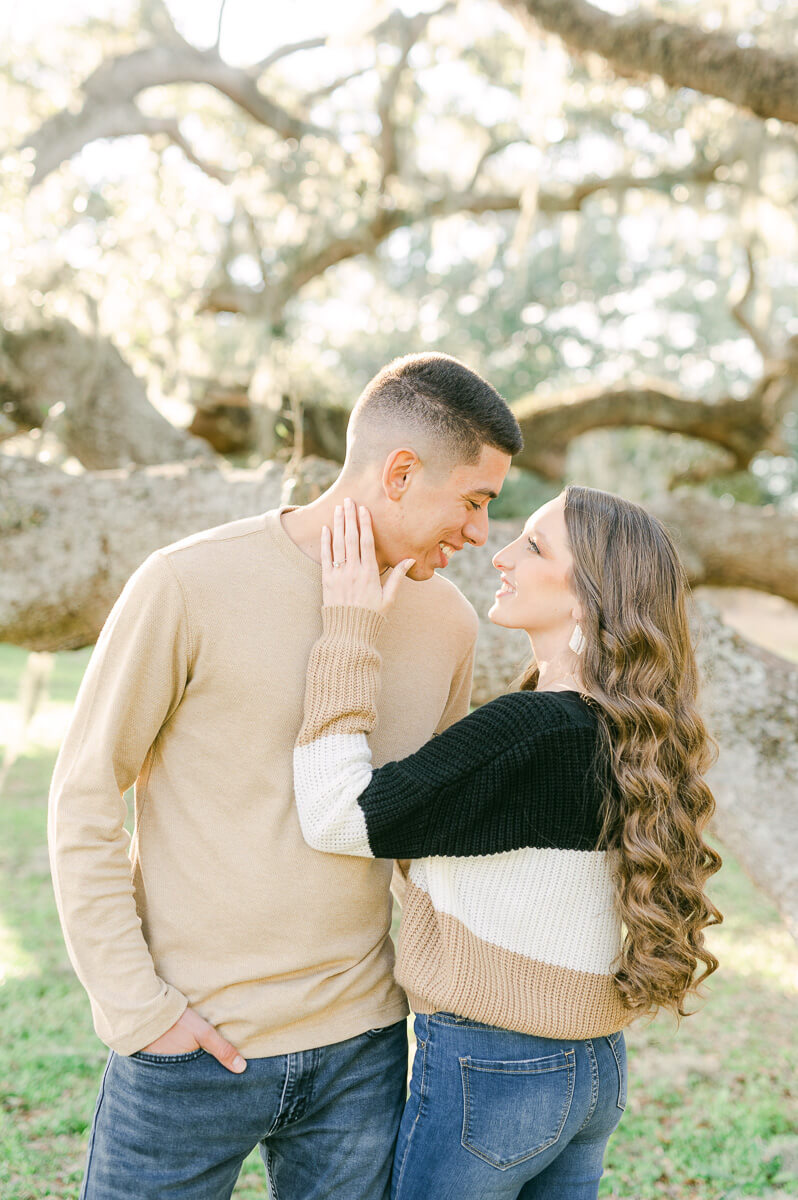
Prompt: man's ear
<box><xmin>382</xmin><ymin>447</ymin><xmax>421</xmax><ymax>502</ymax></box>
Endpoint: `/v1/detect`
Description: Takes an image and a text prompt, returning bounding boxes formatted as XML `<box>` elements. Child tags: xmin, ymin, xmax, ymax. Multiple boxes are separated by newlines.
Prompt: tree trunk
<box><xmin>693</xmin><ymin>604</ymin><xmax>798</xmax><ymax>941</ymax></box>
<box><xmin>0</xmin><ymin>455</ymin><xmax>336</xmax><ymax>650</ymax></box>
<box><xmin>1</xmin><ymin>455</ymin><xmax>796</xmax><ymax>933</ymax></box>
<box><xmin>1</xmin><ymin>322</ymin><xmax>213</xmax><ymax>469</ymax></box>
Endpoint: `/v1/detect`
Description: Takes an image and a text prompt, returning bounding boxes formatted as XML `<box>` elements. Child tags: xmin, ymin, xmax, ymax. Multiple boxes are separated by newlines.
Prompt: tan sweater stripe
<box><xmin>397</xmin><ymin>880</ymin><xmax>633</xmax><ymax>1040</ymax></box>
<box><xmin>297</xmin><ymin>606</ymin><xmax>386</xmax><ymax>747</ymax></box>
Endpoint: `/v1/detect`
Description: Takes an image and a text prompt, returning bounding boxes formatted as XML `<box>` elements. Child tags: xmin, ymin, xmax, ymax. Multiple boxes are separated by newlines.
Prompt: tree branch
<box><xmin>214</xmin><ymin>0</ymin><xmax>229</xmax><ymax>52</ymax></box>
<box><xmin>157</xmin><ymin>119</ymin><xmax>234</xmax><ymax>183</ymax></box>
<box><xmin>201</xmin><ymin>149</ymin><xmax>738</xmax><ymax>318</ymax></box>
<box><xmin>511</xmin><ymin>373</ymin><xmax>794</xmax><ymax>480</ymax></box>
<box><xmin>305</xmin><ymin>65</ymin><xmax>373</xmax><ymax>102</ymax></box>
<box><xmin>251</xmin><ymin>37</ymin><xmax>327</xmax><ymax>75</ymax></box>
<box><xmin>648</xmin><ymin>492</ymin><xmax>798</xmax><ymax>604</ymax></box>
<box><xmin>375</xmin><ymin>5</ymin><xmax>455</xmax><ymax>190</ymax></box>
<box><xmin>502</xmin><ymin>0</ymin><xmax>798</xmax><ymax>125</ymax></box>
<box><xmin>730</xmin><ymin>241</ymin><xmax>774</xmax><ymax>360</ymax></box>
<box><xmin>21</xmin><ymin>42</ymin><xmax>326</xmax><ymax>187</ymax></box>
<box><xmin>465</xmin><ymin>135</ymin><xmax>526</xmax><ymax>194</ymax></box>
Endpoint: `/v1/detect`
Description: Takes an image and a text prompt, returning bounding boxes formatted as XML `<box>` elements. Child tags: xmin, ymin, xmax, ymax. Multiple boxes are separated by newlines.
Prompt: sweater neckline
<box><xmin>532</xmin><ymin>689</ymin><xmax>600</xmax><ymax>716</ymax></box>
<box><xmin>264</xmin><ymin>505</ymin><xmax>323</xmax><ymax>584</ymax></box>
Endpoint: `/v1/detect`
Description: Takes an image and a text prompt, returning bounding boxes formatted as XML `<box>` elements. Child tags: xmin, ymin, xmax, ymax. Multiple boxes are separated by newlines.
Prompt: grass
<box><xmin>0</xmin><ymin>645</ymin><xmax>796</xmax><ymax>1199</ymax></box>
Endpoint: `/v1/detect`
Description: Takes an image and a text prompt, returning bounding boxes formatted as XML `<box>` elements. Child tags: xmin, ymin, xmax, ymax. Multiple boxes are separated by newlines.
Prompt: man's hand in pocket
<box><xmin>139</xmin><ymin>1007</ymin><xmax>247</xmax><ymax>1073</ymax></box>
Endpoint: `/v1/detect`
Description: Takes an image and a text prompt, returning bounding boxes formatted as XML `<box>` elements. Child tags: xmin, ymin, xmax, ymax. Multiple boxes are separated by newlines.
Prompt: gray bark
<box><xmin>0</xmin><ymin>455</ymin><xmax>336</xmax><ymax>650</ymax></box>
<box><xmin>1</xmin><ymin>456</ymin><xmax>796</xmax><ymax>932</ymax></box>
<box><xmin>0</xmin><ymin>322</ymin><xmax>213</xmax><ymax>470</ymax></box>
<box><xmin>694</xmin><ymin>604</ymin><xmax>798</xmax><ymax>940</ymax></box>
<box><xmin>504</xmin><ymin>0</ymin><xmax>798</xmax><ymax>126</ymax></box>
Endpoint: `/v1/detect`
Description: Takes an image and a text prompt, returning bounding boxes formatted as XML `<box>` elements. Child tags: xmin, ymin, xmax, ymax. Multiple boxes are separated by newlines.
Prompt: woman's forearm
<box><xmin>294</xmin><ymin>604</ymin><xmax>386</xmax><ymax>855</ymax></box>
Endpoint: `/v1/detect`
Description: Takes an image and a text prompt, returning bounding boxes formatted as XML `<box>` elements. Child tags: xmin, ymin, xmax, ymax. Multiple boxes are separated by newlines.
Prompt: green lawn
<box><xmin>0</xmin><ymin>645</ymin><xmax>796</xmax><ymax>1199</ymax></box>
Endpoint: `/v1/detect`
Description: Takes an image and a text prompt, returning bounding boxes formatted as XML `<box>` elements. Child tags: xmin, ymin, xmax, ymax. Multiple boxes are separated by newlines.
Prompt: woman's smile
<box><xmin>495</xmin><ymin>574</ymin><xmax>517</xmax><ymax>598</ymax></box>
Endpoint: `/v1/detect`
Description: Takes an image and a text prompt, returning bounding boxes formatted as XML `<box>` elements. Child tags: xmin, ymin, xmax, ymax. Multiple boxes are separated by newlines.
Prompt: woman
<box><xmin>293</xmin><ymin>486</ymin><xmax>721</xmax><ymax>1199</ymax></box>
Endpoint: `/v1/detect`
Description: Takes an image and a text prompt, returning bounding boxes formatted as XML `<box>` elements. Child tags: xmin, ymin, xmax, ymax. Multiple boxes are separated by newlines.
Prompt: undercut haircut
<box><xmin>345</xmin><ymin>353</ymin><xmax>523</xmax><ymax>474</ymax></box>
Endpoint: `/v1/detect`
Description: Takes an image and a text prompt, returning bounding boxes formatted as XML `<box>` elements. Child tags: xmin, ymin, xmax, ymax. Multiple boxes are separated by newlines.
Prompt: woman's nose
<box><xmin>492</xmin><ymin>544</ymin><xmax>513</xmax><ymax>570</ymax></box>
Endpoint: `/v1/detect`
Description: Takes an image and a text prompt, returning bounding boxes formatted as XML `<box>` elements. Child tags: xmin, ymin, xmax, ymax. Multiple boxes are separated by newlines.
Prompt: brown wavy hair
<box><xmin>518</xmin><ymin>485</ymin><xmax>722</xmax><ymax>1018</ymax></box>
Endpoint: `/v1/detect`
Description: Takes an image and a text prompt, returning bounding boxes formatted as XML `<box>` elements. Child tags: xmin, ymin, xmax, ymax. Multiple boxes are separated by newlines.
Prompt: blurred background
<box><xmin>1</xmin><ymin>0</ymin><xmax>797</xmax><ymax>1196</ymax></box>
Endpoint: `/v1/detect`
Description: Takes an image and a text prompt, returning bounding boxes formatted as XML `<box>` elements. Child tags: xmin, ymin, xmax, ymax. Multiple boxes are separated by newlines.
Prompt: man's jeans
<box><xmin>81</xmin><ymin>1020</ymin><xmax>408</xmax><ymax>1200</ymax></box>
<box><xmin>392</xmin><ymin>1013</ymin><xmax>626</xmax><ymax>1200</ymax></box>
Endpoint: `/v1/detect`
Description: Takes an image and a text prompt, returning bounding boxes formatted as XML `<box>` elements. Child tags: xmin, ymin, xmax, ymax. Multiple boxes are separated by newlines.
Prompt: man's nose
<box><xmin>463</xmin><ymin>506</ymin><xmax>490</xmax><ymax>547</ymax></box>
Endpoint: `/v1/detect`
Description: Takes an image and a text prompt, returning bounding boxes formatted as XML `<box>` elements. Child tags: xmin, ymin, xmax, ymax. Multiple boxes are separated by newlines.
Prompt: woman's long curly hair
<box><xmin>518</xmin><ymin>485</ymin><xmax>722</xmax><ymax>1018</ymax></box>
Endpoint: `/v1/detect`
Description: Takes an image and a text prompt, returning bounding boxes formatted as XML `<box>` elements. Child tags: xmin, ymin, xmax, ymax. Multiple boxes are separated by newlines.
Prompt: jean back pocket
<box><xmin>460</xmin><ymin>1048</ymin><xmax>575</xmax><ymax>1170</ymax></box>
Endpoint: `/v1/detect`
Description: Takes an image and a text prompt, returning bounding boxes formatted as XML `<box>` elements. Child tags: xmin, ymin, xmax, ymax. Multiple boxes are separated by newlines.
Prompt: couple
<box><xmin>49</xmin><ymin>352</ymin><xmax>721</xmax><ymax>1200</ymax></box>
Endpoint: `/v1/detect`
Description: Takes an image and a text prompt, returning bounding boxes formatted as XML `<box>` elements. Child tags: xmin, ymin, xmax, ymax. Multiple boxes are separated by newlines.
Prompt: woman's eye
<box><xmin>528</xmin><ymin>538</ymin><xmax>540</xmax><ymax>554</ymax></box>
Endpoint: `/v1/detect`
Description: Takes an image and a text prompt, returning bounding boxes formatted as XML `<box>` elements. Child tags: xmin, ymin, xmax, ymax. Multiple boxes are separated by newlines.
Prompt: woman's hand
<box><xmin>322</xmin><ymin>497</ymin><xmax>414</xmax><ymax>615</ymax></box>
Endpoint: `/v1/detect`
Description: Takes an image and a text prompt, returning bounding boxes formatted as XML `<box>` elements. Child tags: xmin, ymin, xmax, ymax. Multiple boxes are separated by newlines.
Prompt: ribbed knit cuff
<box><xmin>297</xmin><ymin>606</ymin><xmax>386</xmax><ymax>746</ymax></box>
<box><xmin>321</xmin><ymin>605</ymin><xmax>386</xmax><ymax>645</ymax></box>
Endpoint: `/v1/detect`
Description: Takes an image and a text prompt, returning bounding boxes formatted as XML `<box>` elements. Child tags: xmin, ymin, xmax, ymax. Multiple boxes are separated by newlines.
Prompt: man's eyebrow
<box><xmin>469</xmin><ymin>487</ymin><xmax>499</xmax><ymax>499</ymax></box>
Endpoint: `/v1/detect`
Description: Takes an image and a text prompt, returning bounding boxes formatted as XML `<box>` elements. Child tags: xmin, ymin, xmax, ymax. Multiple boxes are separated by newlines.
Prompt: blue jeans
<box><xmin>81</xmin><ymin>1020</ymin><xmax>408</xmax><ymax>1199</ymax></box>
<box><xmin>392</xmin><ymin>1013</ymin><xmax>626</xmax><ymax>1200</ymax></box>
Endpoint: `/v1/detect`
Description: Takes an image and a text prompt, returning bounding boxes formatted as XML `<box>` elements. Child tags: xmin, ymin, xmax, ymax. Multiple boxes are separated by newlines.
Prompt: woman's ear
<box><xmin>382</xmin><ymin>448</ymin><xmax>420</xmax><ymax>502</ymax></box>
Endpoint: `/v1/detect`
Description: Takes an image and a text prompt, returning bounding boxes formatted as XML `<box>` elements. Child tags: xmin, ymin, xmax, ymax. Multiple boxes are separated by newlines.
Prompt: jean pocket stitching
<box><xmin>459</xmin><ymin>1050</ymin><xmax>575</xmax><ymax>1170</ymax></box>
<box><xmin>429</xmin><ymin>1012</ymin><xmax>494</xmax><ymax>1031</ymax></box>
<box><xmin>608</xmin><ymin>1035</ymin><xmax>627</xmax><ymax>1111</ymax></box>
<box><xmin>428</xmin><ymin>1012</ymin><xmax>467</xmax><ymax>1029</ymax></box>
<box><xmin>463</xmin><ymin>1062</ymin><xmax>566</xmax><ymax>1077</ymax></box>
<box><xmin>130</xmin><ymin>1047</ymin><xmax>206</xmax><ymax>1063</ymax></box>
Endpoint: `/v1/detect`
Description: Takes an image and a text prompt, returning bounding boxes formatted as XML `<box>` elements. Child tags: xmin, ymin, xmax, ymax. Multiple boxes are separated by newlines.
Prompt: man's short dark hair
<box><xmin>347</xmin><ymin>353</ymin><xmax>523</xmax><ymax>470</ymax></box>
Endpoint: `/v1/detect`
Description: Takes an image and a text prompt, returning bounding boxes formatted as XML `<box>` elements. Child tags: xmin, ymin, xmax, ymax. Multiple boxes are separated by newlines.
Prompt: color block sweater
<box><xmin>294</xmin><ymin>606</ymin><xmax>634</xmax><ymax>1040</ymax></box>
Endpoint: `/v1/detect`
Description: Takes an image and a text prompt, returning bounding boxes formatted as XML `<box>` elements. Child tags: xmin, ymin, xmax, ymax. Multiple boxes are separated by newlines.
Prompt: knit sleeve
<box><xmin>48</xmin><ymin>552</ymin><xmax>192</xmax><ymax>1053</ymax></box>
<box><xmin>294</xmin><ymin>606</ymin><xmax>600</xmax><ymax>859</ymax></box>
<box><xmin>294</xmin><ymin>605</ymin><xmax>386</xmax><ymax>856</ymax></box>
<box><xmin>297</xmin><ymin>605</ymin><xmax>387</xmax><ymax>744</ymax></box>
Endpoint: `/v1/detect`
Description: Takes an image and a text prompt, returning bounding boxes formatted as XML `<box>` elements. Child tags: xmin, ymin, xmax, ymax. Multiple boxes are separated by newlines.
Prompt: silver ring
<box><xmin>332</xmin><ymin>560</ymin><xmax>344</xmax><ymax>568</ymax></box>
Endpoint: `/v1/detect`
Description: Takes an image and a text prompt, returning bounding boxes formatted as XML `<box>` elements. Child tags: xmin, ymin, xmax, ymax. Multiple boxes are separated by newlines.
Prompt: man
<box><xmin>49</xmin><ymin>352</ymin><xmax>522</xmax><ymax>1199</ymax></box>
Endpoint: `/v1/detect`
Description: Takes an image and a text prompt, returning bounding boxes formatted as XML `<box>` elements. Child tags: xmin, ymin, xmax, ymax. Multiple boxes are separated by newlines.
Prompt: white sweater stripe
<box><xmin>293</xmin><ymin>734</ymin><xmax>373</xmax><ymax>857</ymax></box>
<box><xmin>408</xmin><ymin>849</ymin><xmax>622</xmax><ymax>975</ymax></box>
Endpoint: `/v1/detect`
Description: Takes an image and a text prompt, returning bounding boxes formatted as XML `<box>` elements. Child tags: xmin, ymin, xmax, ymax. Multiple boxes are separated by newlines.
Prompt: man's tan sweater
<box><xmin>48</xmin><ymin>507</ymin><xmax>478</xmax><ymax>1057</ymax></box>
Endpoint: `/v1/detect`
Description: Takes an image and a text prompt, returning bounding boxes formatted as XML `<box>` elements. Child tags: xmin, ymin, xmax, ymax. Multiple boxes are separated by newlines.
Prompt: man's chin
<box><xmin>408</xmin><ymin>563</ymin><xmax>435</xmax><ymax>582</ymax></box>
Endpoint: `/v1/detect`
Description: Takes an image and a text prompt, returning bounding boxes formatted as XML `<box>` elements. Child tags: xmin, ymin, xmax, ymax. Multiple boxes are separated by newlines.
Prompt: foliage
<box><xmin>2</xmin><ymin>0</ymin><xmax>797</xmax><ymax>508</ymax></box>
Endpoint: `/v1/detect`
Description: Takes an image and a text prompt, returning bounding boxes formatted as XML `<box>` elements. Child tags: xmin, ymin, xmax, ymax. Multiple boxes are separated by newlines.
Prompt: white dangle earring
<box><xmin>568</xmin><ymin>622</ymin><xmax>586</xmax><ymax>656</ymax></box>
